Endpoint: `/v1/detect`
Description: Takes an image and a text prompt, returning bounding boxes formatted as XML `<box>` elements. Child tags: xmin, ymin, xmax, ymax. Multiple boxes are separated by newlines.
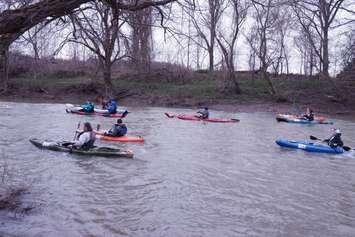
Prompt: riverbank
<box><xmin>1</xmin><ymin>74</ymin><xmax>354</xmax><ymax>119</ymax></box>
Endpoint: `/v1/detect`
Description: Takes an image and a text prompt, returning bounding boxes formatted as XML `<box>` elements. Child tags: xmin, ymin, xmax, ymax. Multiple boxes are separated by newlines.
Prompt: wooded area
<box><xmin>0</xmin><ymin>0</ymin><xmax>354</xmax><ymax>97</ymax></box>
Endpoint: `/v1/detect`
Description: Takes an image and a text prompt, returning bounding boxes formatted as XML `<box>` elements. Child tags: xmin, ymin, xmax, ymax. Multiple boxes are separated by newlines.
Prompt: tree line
<box><xmin>0</xmin><ymin>0</ymin><xmax>354</xmax><ymax>96</ymax></box>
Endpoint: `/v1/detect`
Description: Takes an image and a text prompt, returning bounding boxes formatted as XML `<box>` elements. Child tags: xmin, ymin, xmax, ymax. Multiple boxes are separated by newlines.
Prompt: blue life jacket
<box><xmin>81</xmin><ymin>102</ymin><xmax>95</xmax><ymax>113</ymax></box>
<box><xmin>107</xmin><ymin>100</ymin><xmax>117</xmax><ymax>114</ymax></box>
<box><xmin>109</xmin><ymin>124</ymin><xmax>127</xmax><ymax>137</ymax></box>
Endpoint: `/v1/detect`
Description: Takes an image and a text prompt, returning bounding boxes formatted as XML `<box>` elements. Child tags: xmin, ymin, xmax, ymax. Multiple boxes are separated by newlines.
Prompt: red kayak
<box><xmin>165</xmin><ymin>113</ymin><xmax>239</xmax><ymax>123</ymax></box>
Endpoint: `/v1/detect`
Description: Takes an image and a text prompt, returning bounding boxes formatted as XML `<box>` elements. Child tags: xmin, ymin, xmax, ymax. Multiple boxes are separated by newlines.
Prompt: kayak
<box><xmin>95</xmin><ymin>131</ymin><xmax>144</xmax><ymax>142</ymax></box>
<box><xmin>165</xmin><ymin>113</ymin><xmax>239</xmax><ymax>123</ymax></box>
<box><xmin>65</xmin><ymin>104</ymin><xmax>128</xmax><ymax>118</ymax></box>
<box><xmin>276</xmin><ymin>114</ymin><xmax>333</xmax><ymax>124</ymax></box>
<box><xmin>30</xmin><ymin>138</ymin><xmax>134</xmax><ymax>158</ymax></box>
<box><xmin>76</xmin><ymin>129</ymin><xmax>144</xmax><ymax>142</ymax></box>
<box><xmin>275</xmin><ymin>139</ymin><xmax>344</xmax><ymax>154</ymax></box>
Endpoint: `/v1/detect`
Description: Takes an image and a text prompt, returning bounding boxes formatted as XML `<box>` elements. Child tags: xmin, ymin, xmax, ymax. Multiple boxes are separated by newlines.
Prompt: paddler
<box><xmin>302</xmin><ymin>108</ymin><xmax>314</xmax><ymax>121</ymax></box>
<box><xmin>71</xmin><ymin>122</ymin><xmax>96</xmax><ymax>150</ymax></box>
<box><xmin>326</xmin><ymin>128</ymin><xmax>344</xmax><ymax>148</ymax></box>
<box><xmin>105</xmin><ymin>119</ymin><xmax>128</xmax><ymax>137</ymax></box>
<box><xmin>196</xmin><ymin>107</ymin><xmax>209</xmax><ymax>119</ymax></box>
<box><xmin>106</xmin><ymin>99</ymin><xmax>117</xmax><ymax>114</ymax></box>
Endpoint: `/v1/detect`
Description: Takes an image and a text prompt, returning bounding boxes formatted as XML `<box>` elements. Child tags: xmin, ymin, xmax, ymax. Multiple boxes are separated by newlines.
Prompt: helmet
<box><xmin>117</xmin><ymin>119</ymin><xmax>122</xmax><ymax>124</ymax></box>
<box><xmin>332</xmin><ymin>128</ymin><xmax>341</xmax><ymax>134</ymax></box>
<box><xmin>204</xmin><ymin>107</ymin><xmax>208</xmax><ymax>110</ymax></box>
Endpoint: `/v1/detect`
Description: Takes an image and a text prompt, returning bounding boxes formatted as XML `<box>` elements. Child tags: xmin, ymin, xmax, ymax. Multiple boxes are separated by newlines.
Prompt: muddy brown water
<box><xmin>0</xmin><ymin>102</ymin><xmax>355</xmax><ymax>237</ymax></box>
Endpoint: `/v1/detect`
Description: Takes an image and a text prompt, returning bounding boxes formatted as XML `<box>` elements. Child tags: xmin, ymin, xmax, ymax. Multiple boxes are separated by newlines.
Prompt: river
<box><xmin>0</xmin><ymin>102</ymin><xmax>355</xmax><ymax>237</ymax></box>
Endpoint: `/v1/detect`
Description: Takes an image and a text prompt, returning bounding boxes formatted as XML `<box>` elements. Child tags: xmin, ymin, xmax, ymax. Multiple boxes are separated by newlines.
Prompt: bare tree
<box><xmin>0</xmin><ymin>0</ymin><xmax>176</xmax><ymax>92</ymax></box>
<box><xmin>247</xmin><ymin>0</ymin><xmax>282</xmax><ymax>95</ymax></box>
<box><xmin>70</xmin><ymin>1</ymin><xmax>128</xmax><ymax>96</ymax></box>
<box><xmin>128</xmin><ymin>6</ymin><xmax>152</xmax><ymax>72</ymax></box>
<box><xmin>182</xmin><ymin>0</ymin><xmax>225</xmax><ymax>72</ymax></box>
<box><xmin>216</xmin><ymin>0</ymin><xmax>249</xmax><ymax>93</ymax></box>
<box><xmin>292</xmin><ymin>0</ymin><xmax>352</xmax><ymax>77</ymax></box>
<box><xmin>270</xmin><ymin>4</ymin><xmax>293</xmax><ymax>75</ymax></box>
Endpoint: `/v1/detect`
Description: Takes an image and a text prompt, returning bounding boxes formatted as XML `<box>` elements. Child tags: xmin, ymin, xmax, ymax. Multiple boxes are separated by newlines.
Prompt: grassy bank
<box><xmin>1</xmin><ymin>73</ymin><xmax>354</xmax><ymax>116</ymax></box>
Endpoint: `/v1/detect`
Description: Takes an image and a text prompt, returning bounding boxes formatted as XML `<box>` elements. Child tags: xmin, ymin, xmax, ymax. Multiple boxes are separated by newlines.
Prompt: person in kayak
<box><xmin>72</xmin><ymin>122</ymin><xmax>96</xmax><ymax>150</ymax></box>
<box><xmin>80</xmin><ymin>101</ymin><xmax>95</xmax><ymax>113</ymax></box>
<box><xmin>105</xmin><ymin>119</ymin><xmax>127</xmax><ymax>137</ymax></box>
<box><xmin>196</xmin><ymin>107</ymin><xmax>209</xmax><ymax>119</ymax></box>
<box><xmin>106</xmin><ymin>99</ymin><xmax>117</xmax><ymax>114</ymax></box>
<box><xmin>302</xmin><ymin>108</ymin><xmax>314</xmax><ymax>121</ymax></box>
<box><xmin>325</xmin><ymin>128</ymin><xmax>344</xmax><ymax>148</ymax></box>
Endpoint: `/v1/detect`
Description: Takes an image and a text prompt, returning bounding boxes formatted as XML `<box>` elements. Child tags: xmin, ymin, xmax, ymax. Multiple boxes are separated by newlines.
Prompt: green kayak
<box><xmin>29</xmin><ymin>138</ymin><xmax>133</xmax><ymax>158</ymax></box>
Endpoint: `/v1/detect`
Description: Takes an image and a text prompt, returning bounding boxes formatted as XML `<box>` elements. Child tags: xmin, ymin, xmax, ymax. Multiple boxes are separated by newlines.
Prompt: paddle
<box><xmin>73</xmin><ymin>122</ymin><xmax>81</xmax><ymax>140</ymax></box>
<box><xmin>310</xmin><ymin>136</ymin><xmax>352</xmax><ymax>151</ymax></box>
<box><xmin>97</xmin><ymin>124</ymin><xmax>101</xmax><ymax>131</ymax></box>
<box><xmin>121</xmin><ymin>110</ymin><xmax>129</xmax><ymax>118</ymax></box>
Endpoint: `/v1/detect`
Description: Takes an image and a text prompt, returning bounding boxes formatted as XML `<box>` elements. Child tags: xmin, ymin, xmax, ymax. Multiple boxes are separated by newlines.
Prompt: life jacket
<box><xmin>198</xmin><ymin>110</ymin><xmax>209</xmax><ymax>119</ymax></box>
<box><xmin>328</xmin><ymin>134</ymin><xmax>343</xmax><ymax>148</ymax></box>
<box><xmin>303</xmin><ymin>113</ymin><xmax>314</xmax><ymax>121</ymax></box>
<box><xmin>107</xmin><ymin>100</ymin><xmax>117</xmax><ymax>114</ymax></box>
<box><xmin>81</xmin><ymin>132</ymin><xmax>96</xmax><ymax>150</ymax></box>
<box><xmin>109</xmin><ymin>124</ymin><xmax>127</xmax><ymax>137</ymax></box>
<box><xmin>81</xmin><ymin>102</ymin><xmax>95</xmax><ymax>113</ymax></box>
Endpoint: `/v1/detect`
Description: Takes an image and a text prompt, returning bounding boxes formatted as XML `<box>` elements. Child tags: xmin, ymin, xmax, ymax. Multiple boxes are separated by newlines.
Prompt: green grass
<box><xmin>9</xmin><ymin>74</ymin><xmax>347</xmax><ymax>105</ymax></box>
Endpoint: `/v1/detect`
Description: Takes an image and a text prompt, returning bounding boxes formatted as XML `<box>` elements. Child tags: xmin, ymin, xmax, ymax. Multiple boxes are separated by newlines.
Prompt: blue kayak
<box><xmin>276</xmin><ymin>139</ymin><xmax>344</xmax><ymax>154</ymax></box>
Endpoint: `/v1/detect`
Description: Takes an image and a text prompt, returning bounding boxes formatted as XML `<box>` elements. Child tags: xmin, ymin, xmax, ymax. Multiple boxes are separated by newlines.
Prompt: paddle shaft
<box><xmin>73</xmin><ymin>122</ymin><xmax>81</xmax><ymax>140</ymax></box>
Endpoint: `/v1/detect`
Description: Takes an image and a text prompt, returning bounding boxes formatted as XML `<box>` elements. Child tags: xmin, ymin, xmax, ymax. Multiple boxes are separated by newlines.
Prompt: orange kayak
<box><xmin>94</xmin><ymin>131</ymin><xmax>144</xmax><ymax>142</ymax></box>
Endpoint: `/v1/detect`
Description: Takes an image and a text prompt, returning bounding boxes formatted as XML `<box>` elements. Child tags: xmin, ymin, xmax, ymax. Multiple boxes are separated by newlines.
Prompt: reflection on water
<box><xmin>0</xmin><ymin>103</ymin><xmax>355</xmax><ymax>237</ymax></box>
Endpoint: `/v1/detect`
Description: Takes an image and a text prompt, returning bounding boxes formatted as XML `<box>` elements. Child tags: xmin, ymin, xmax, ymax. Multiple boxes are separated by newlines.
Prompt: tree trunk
<box><xmin>322</xmin><ymin>28</ymin><xmax>329</xmax><ymax>77</ymax></box>
<box><xmin>0</xmin><ymin>42</ymin><xmax>9</xmax><ymax>93</ymax></box>
<box><xmin>103</xmin><ymin>62</ymin><xmax>113</xmax><ymax>97</ymax></box>
<box><xmin>229</xmin><ymin>69</ymin><xmax>241</xmax><ymax>94</ymax></box>
<box><xmin>208</xmin><ymin>46</ymin><xmax>214</xmax><ymax>72</ymax></box>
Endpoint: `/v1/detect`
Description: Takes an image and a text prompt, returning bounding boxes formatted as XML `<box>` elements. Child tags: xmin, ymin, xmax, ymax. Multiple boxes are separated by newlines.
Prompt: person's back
<box><xmin>197</xmin><ymin>107</ymin><xmax>209</xmax><ymax>119</ymax></box>
<box><xmin>328</xmin><ymin>129</ymin><xmax>343</xmax><ymax>148</ymax></box>
<box><xmin>107</xmin><ymin>100</ymin><xmax>117</xmax><ymax>114</ymax></box>
<box><xmin>107</xmin><ymin>119</ymin><xmax>127</xmax><ymax>137</ymax></box>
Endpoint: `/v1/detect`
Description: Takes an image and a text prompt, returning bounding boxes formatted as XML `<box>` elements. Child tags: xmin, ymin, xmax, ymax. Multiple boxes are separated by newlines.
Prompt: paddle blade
<box><xmin>343</xmin><ymin>146</ymin><xmax>351</xmax><ymax>151</ymax></box>
<box><xmin>97</xmin><ymin>124</ymin><xmax>101</xmax><ymax>131</ymax></box>
<box><xmin>164</xmin><ymin>113</ymin><xmax>174</xmax><ymax>118</ymax></box>
<box><xmin>309</xmin><ymin>135</ymin><xmax>319</xmax><ymax>140</ymax></box>
<box><xmin>122</xmin><ymin>110</ymin><xmax>129</xmax><ymax>118</ymax></box>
